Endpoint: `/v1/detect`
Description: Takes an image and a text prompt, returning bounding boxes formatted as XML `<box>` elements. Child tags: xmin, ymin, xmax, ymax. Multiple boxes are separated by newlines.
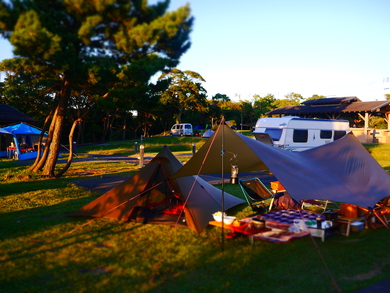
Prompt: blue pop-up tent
<box><xmin>2</xmin><ymin>123</ymin><xmax>47</xmax><ymax>160</ymax></box>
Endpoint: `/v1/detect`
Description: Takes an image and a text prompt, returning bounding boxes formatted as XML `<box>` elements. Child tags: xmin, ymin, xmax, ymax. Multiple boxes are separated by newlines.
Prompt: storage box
<box><xmin>339</xmin><ymin>204</ymin><xmax>358</xmax><ymax>218</ymax></box>
<box><xmin>351</xmin><ymin>222</ymin><xmax>364</xmax><ymax>232</ymax></box>
<box><xmin>324</xmin><ymin>210</ymin><xmax>338</xmax><ymax>221</ymax></box>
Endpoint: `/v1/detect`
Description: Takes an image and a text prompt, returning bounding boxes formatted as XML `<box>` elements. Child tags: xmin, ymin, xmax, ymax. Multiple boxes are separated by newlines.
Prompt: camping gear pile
<box><xmin>73</xmin><ymin>121</ymin><xmax>390</xmax><ymax>240</ymax></box>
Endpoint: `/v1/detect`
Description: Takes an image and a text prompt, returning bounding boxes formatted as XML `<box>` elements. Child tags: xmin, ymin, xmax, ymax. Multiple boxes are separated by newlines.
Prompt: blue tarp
<box><xmin>0</xmin><ymin>127</ymin><xmax>12</xmax><ymax>135</ymax></box>
<box><xmin>3</xmin><ymin>123</ymin><xmax>45</xmax><ymax>135</ymax></box>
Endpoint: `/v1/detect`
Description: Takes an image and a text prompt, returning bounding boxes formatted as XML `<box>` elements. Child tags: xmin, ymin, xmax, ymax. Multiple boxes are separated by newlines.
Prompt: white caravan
<box><xmin>252</xmin><ymin>116</ymin><xmax>350</xmax><ymax>151</ymax></box>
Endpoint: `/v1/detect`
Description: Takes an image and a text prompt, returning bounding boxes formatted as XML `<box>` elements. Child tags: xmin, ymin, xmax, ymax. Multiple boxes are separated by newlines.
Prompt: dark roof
<box><xmin>302</xmin><ymin>96</ymin><xmax>361</xmax><ymax>105</ymax></box>
<box><xmin>0</xmin><ymin>104</ymin><xmax>36</xmax><ymax>125</ymax></box>
<box><xmin>267</xmin><ymin>97</ymin><xmax>390</xmax><ymax>116</ymax></box>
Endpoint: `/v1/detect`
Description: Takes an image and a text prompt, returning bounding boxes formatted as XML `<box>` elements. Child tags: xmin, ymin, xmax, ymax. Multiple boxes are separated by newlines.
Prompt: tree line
<box><xmin>0</xmin><ymin>0</ymin><xmax>329</xmax><ymax>177</ymax></box>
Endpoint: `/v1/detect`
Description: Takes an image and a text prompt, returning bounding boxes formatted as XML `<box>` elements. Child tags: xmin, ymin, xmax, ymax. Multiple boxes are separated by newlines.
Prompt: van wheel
<box><xmin>180</xmin><ymin>133</ymin><xmax>183</xmax><ymax>137</ymax></box>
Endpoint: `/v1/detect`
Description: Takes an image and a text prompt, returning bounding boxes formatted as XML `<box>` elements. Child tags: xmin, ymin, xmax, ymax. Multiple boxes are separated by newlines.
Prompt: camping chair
<box><xmin>239</xmin><ymin>178</ymin><xmax>282</xmax><ymax>213</ymax></box>
<box><xmin>300</xmin><ymin>200</ymin><xmax>329</xmax><ymax>214</ymax></box>
<box><xmin>361</xmin><ymin>197</ymin><xmax>390</xmax><ymax>229</ymax></box>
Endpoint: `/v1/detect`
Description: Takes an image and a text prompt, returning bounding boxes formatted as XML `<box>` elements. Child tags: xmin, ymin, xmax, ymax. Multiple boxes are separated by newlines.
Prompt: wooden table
<box><xmin>337</xmin><ymin>216</ymin><xmax>366</xmax><ymax>236</ymax></box>
<box><xmin>209</xmin><ymin>220</ymin><xmax>272</xmax><ymax>243</ymax></box>
<box><xmin>209</xmin><ymin>220</ymin><xmax>271</xmax><ymax>236</ymax></box>
<box><xmin>307</xmin><ymin>223</ymin><xmax>339</xmax><ymax>242</ymax></box>
<box><xmin>209</xmin><ymin>219</ymin><xmax>309</xmax><ymax>243</ymax></box>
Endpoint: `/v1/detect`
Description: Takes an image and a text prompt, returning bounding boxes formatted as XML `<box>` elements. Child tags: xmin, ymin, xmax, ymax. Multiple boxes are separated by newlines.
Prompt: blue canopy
<box><xmin>0</xmin><ymin>127</ymin><xmax>12</xmax><ymax>135</ymax></box>
<box><xmin>3</xmin><ymin>123</ymin><xmax>46</xmax><ymax>136</ymax></box>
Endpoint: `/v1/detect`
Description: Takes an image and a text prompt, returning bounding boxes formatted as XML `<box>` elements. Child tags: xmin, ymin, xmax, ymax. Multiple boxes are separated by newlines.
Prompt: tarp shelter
<box><xmin>2</xmin><ymin>123</ymin><xmax>47</xmax><ymax>160</ymax></box>
<box><xmin>72</xmin><ymin>146</ymin><xmax>245</xmax><ymax>234</ymax></box>
<box><xmin>172</xmin><ymin>123</ymin><xmax>390</xmax><ymax>209</ymax></box>
<box><xmin>0</xmin><ymin>127</ymin><xmax>13</xmax><ymax>158</ymax></box>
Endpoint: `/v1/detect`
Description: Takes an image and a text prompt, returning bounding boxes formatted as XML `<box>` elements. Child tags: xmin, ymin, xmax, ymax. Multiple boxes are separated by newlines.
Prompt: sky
<box><xmin>1</xmin><ymin>0</ymin><xmax>390</xmax><ymax>102</ymax></box>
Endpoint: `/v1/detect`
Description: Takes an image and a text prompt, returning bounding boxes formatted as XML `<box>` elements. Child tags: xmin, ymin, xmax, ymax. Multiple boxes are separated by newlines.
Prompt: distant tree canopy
<box><xmin>0</xmin><ymin>0</ymin><xmax>193</xmax><ymax>177</ymax></box>
<box><xmin>158</xmin><ymin>68</ymin><xmax>208</xmax><ymax>123</ymax></box>
<box><xmin>306</xmin><ymin>94</ymin><xmax>327</xmax><ymax>100</ymax></box>
<box><xmin>253</xmin><ymin>94</ymin><xmax>277</xmax><ymax>117</ymax></box>
<box><xmin>212</xmin><ymin>93</ymin><xmax>231</xmax><ymax>102</ymax></box>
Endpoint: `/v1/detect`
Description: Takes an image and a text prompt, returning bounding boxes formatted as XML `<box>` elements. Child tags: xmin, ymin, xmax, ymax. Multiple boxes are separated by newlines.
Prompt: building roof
<box><xmin>0</xmin><ymin>104</ymin><xmax>36</xmax><ymax>126</ymax></box>
<box><xmin>266</xmin><ymin>97</ymin><xmax>390</xmax><ymax>116</ymax></box>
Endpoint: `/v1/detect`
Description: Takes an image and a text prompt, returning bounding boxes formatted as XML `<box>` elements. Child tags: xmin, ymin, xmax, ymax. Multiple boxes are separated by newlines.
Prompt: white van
<box><xmin>252</xmin><ymin>116</ymin><xmax>350</xmax><ymax>151</ymax></box>
<box><xmin>170</xmin><ymin>123</ymin><xmax>193</xmax><ymax>136</ymax></box>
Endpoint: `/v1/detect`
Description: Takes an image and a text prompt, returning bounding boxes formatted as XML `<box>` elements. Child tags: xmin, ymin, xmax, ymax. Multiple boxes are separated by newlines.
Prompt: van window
<box><xmin>293</xmin><ymin>129</ymin><xmax>308</xmax><ymax>143</ymax></box>
<box><xmin>320</xmin><ymin>130</ymin><xmax>332</xmax><ymax>139</ymax></box>
<box><xmin>185</xmin><ymin>124</ymin><xmax>191</xmax><ymax>129</ymax></box>
<box><xmin>334</xmin><ymin>131</ymin><xmax>346</xmax><ymax>141</ymax></box>
<box><xmin>265</xmin><ymin>128</ymin><xmax>283</xmax><ymax>141</ymax></box>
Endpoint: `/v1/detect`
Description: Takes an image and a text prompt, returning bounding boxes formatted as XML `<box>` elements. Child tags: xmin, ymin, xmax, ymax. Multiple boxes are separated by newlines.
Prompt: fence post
<box><xmin>192</xmin><ymin>143</ymin><xmax>196</xmax><ymax>156</ymax></box>
<box><xmin>134</xmin><ymin>142</ymin><xmax>138</xmax><ymax>153</ymax></box>
<box><xmin>139</xmin><ymin>145</ymin><xmax>144</xmax><ymax>168</ymax></box>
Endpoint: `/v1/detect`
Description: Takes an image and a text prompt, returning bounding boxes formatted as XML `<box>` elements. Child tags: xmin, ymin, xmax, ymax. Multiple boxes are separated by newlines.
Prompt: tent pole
<box><xmin>221</xmin><ymin>118</ymin><xmax>225</xmax><ymax>252</ymax></box>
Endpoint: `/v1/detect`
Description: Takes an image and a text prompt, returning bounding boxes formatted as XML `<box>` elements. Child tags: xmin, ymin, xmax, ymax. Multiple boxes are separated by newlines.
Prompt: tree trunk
<box><xmin>76</xmin><ymin>120</ymin><xmax>84</xmax><ymax>144</ymax></box>
<box><xmin>29</xmin><ymin>100</ymin><xmax>57</xmax><ymax>172</ymax></box>
<box><xmin>30</xmin><ymin>108</ymin><xmax>58</xmax><ymax>173</ymax></box>
<box><xmin>101</xmin><ymin>114</ymin><xmax>110</xmax><ymax>142</ymax></box>
<box><xmin>122</xmin><ymin>112</ymin><xmax>127</xmax><ymax>140</ymax></box>
<box><xmin>55</xmin><ymin>119</ymin><xmax>79</xmax><ymax>178</ymax></box>
<box><xmin>42</xmin><ymin>75</ymin><xmax>71</xmax><ymax>177</ymax></box>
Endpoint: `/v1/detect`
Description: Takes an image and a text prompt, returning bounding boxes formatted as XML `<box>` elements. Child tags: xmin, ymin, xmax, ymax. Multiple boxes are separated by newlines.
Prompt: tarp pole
<box><xmin>12</xmin><ymin>132</ymin><xmax>20</xmax><ymax>160</ymax></box>
<box><xmin>221</xmin><ymin>118</ymin><xmax>225</xmax><ymax>252</ymax></box>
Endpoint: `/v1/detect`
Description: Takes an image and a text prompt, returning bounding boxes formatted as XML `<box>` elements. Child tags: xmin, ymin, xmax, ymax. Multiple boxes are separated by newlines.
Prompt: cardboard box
<box><xmin>351</xmin><ymin>222</ymin><xmax>364</xmax><ymax>232</ymax></box>
<box><xmin>339</xmin><ymin>203</ymin><xmax>358</xmax><ymax>218</ymax></box>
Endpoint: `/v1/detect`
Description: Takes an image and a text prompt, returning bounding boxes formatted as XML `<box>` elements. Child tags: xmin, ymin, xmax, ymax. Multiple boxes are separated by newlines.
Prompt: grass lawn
<box><xmin>0</xmin><ymin>137</ymin><xmax>389</xmax><ymax>293</ymax></box>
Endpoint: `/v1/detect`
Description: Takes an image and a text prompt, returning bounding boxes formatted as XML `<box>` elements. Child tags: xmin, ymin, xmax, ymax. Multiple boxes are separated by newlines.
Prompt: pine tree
<box><xmin>0</xmin><ymin>0</ymin><xmax>193</xmax><ymax>177</ymax></box>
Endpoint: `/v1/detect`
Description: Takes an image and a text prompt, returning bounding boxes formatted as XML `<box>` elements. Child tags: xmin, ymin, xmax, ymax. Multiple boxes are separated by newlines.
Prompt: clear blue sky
<box><xmin>1</xmin><ymin>0</ymin><xmax>390</xmax><ymax>102</ymax></box>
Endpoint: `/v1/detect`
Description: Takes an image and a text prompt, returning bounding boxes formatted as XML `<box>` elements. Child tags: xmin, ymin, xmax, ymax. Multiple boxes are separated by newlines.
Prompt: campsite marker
<box><xmin>139</xmin><ymin>145</ymin><xmax>144</xmax><ymax>168</ymax></box>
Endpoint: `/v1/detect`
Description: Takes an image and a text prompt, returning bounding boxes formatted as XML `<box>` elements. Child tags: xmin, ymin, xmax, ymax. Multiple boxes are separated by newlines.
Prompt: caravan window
<box><xmin>320</xmin><ymin>130</ymin><xmax>332</xmax><ymax>139</ymax></box>
<box><xmin>334</xmin><ymin>130</ymin><xmax>347</xmax><ymax>141</ymax></box>
<box><xmin>265</xmin><ymin>128</ymin><xmax>283</xmax><ymax>141</ymax></box>
<box><xmin>293</xmin><ymin>129</ymin><xmax>308</xmax><ymax>143</ymax></box>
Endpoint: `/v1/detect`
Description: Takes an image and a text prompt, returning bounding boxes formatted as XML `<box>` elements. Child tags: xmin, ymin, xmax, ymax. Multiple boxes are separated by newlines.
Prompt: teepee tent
<box><xmin>72</xmin><ymin>146</ymin><xmax>244</xmax><ymax>234</ymax></box>
<box><xmin>172</xmin><ymin>123</ymin><xmax>390</xmax><ymax>209</ymax></box>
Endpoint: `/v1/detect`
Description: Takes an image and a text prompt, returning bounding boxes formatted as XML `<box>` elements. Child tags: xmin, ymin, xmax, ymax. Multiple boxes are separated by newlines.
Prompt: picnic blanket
<box><xmin>260</xmin><ymin>209</ymin><xmax>325</xmax><ymax>225</ymax></box>
<box><xmin>249</xmin><ymin>209</ymin><xmax>325</xmax><ymax>243</ymax></box>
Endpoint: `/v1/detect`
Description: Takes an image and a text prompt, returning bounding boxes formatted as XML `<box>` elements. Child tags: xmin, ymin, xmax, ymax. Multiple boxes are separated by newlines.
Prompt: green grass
<box><xmin>1</xmin><ymin>140</ymin><xmax>390</xmax><ymax>292</ymax></box>
<box><xmin>365</xmin><ymin>143</ymin><xmax>390</xmax><ymax>172</ymax></box>
<box><xmin>79</xmin><ymin>136</ymin><xmax>206</xmax><ymax>156</ymax></box>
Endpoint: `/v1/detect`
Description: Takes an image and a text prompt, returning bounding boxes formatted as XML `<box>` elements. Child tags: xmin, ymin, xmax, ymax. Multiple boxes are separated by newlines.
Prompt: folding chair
<box><xmin>300</xmin><ymin>199</ymin><xmax>331</xmax><ymax>214</ymax></box>
<box><xmin>239</xmin><ymin>178</ymin><xmax>281</xmax><ymax>213</ymax></box>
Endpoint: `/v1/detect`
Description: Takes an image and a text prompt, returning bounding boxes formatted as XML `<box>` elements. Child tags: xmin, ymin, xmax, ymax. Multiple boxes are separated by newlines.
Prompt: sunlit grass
<box><xmin>365</xmin><ymin>143</ymin><xmax>390</xmax><ymax>171</ymax></box>
<box><xmin>0</xmin><ymin>138</ymin><xmax>390</xmax><ymax>292</ymax></box>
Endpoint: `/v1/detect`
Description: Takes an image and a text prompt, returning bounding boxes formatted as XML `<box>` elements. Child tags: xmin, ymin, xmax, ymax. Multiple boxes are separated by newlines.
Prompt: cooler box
<box><xmin>351</xmin><ymin>222</ymin><xmax>364</xmax><ymax>232</ymax></box>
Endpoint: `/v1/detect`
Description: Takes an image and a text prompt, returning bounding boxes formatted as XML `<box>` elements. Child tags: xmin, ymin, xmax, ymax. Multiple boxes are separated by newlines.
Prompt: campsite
<box><xmin>1</xmin><ymin>130</ymin><xmax>390</xmax><ymax>293</ymax></box>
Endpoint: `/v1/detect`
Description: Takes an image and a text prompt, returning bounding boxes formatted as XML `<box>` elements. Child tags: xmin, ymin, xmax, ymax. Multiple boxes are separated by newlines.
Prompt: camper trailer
<box><xmin>252</xmin><ymin>116</ymin><xmax>350</xmax><ymax>151</ymax></box>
